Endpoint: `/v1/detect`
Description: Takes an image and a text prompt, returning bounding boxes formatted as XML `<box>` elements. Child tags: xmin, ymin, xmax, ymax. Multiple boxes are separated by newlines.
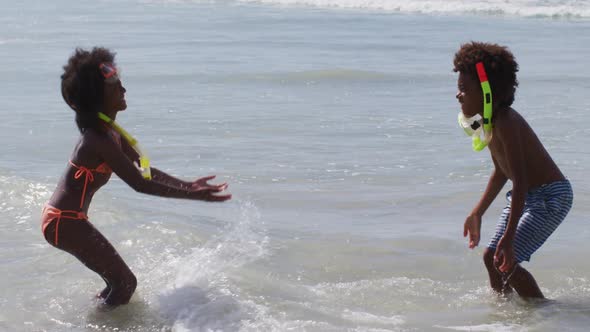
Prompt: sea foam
<box><xmin>236</xmin><ymin>0</ymin><xmax>590</xmax><ymax>18</ymax></box>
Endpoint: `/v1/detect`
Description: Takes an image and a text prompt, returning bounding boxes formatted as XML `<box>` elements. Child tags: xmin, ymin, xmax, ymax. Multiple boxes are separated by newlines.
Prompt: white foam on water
<box><xmin>234</xmin><ymin>0</ymin><xmax>590</xmax><ymax>18</ymax></box>
<box><xmin>435</xmin><ymin>323</ymin><xmax>526</xmax><ymax>331</ymax></box>
<box><xmin>341</xmin><ymin>309</ymin><xmax>405</xmax><ymax>326</ymax></box>
<box><xmin>139</xmin><ymin>0</ymin><xmax>590</xmax><ymax>18</ymax></box>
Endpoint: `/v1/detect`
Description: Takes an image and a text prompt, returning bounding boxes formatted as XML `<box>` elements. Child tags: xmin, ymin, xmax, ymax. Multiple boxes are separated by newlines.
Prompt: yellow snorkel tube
<box><xmin>472</xmin><ymin>62</ymin><xmax>493</xmax><ymax>151</ymax></box>
<box><xmin>98</xmin><ymin>112</ymin><xmax>152</xmax><ymax>180</ymax></box>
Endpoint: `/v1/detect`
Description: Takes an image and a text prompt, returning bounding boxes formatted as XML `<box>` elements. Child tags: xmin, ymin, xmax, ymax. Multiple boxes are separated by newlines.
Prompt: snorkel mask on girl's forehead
<box><xmin>99</xmin><ymin>63</ymin><xmax>119</xmax><ymax>83</ymax></box>
<box><xmin>458</xmin><ymin>62</ymin><xmax>493</xmax><ymax>152</ymax></box>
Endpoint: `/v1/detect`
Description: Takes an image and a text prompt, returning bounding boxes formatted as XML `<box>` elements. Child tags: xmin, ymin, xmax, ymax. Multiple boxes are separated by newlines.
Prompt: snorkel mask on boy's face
<box><xmin>458</xmin><ymin>62</ymin><xmax>493</xmax><ymax>152</ymax></box>
<box><xmin>458</xmin><ymin>112</ymin><xmax>483</xmax><ymax>136</ymax></box>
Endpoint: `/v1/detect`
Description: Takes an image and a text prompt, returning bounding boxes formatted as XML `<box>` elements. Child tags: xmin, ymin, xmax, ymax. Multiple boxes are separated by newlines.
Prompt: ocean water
<box><xmin>1</xmin><ymin>0</ymin><xmax>590</xmax><ymax>331</ymax></box>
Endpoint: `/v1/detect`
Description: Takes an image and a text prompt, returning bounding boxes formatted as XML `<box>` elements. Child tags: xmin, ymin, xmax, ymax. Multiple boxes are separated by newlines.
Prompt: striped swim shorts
<box><xmin>488</xmin><ymin>180</ymin><xmax>573</xmax><ymax>263</ymax></box>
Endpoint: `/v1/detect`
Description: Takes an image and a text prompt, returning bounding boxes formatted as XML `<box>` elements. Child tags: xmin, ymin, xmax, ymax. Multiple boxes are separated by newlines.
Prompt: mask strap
<box><xmin>472</xmin><ymin>62</ymin><xmax>493</xmax><ymax>151</ymax></box>
<box><xmin>97</xmin><ymin>112</ymin><xmax>152</xmax><ymax>180</ymax></box>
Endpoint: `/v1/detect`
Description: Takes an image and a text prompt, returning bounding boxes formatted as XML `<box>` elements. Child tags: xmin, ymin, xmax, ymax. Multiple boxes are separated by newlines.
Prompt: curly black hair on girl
<box><xmin>61</xmin><ymin>47</ymin><xmax>116</xmax><ymax>133</ymax></box>
<box><xmin>453</xmin><ymin>42</ymin><xmax>519</xmax><ymax>108</ymax></box>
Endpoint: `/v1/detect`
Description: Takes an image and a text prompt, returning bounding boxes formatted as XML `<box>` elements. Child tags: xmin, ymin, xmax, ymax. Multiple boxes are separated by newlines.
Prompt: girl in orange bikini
<box><xmin>43</xmin><ymin>47</ymin><xmax>231</xmax><ymax>306</ymax></box>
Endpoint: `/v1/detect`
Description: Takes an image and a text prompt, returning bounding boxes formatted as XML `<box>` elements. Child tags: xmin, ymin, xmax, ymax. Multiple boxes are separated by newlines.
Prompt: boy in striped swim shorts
<box><xmin>454</xmin><ymin>42</ymin><xmax>573</xmax><ymax>298</ymax></box>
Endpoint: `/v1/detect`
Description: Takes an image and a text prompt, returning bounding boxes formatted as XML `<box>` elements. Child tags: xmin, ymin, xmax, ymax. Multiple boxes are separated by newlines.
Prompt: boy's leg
<box><xmin>502</xmin><ymin>181</ymin><xmax>573</xmax><ymax>299</ymax></box>
<box><xmin>97</xmin><ymin>277</ymin><xmax>112</xmax><ymax>300</ymax></box>
<box><xmin>483</xmin><ymin>247</ymin><xmax>512</xmax><ymax>294</ymax></box>
<box><xmin>45</xmin><ymin>219</ymin><xmax>137</xmax><ymax>306</ymax></box>
<box><xmin>503</xmin><ymin>264</ymin><xmax>543</xmax><ymax>298</ymax></box>
<box><xmin>486</xmin><ymin>197</ymin><xmax>513</xmax><ymax>294</ymax></box>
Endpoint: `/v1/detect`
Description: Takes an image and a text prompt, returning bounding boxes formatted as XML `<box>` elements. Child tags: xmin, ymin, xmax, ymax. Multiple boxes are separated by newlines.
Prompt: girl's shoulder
<box><xmin>73</xmin><ymin>129</ymin><xmax>116</xmax><ymax>158</ymax></box>
<box><xmin>79</xmin><ymin>127</ymin><xmax>118</xmax><ymax>146</ymax></box>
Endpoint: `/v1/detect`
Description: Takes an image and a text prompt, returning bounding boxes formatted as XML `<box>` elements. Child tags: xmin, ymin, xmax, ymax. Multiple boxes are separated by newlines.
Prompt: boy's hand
<box><xmin>494</xmin><ymin>236</ymin><xmax>515</xmax><ymax>273</ymax></box>
<box><xmin>463</xmin><ymin>214</ymin><xmax>482</xmax><ymax>249</ymax></box>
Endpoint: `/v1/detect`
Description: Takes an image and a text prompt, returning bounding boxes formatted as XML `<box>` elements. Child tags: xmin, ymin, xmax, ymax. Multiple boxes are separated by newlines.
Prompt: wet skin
<box><xmin>45</xmin><ymin>73</ymin><xmax>231</xmax><ymax>305</ymax></box>
<box><xmin>457</xmin><ymin>72</ymin><xmax>564</xmax><ymax>298</ymax></box>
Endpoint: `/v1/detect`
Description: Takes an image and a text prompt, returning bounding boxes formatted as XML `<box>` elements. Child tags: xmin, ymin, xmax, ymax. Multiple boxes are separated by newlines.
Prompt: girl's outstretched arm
<box><xmin>118</xmin><ymin>130</ymin><xmax>228</xmax><ymax>192</ymax></box>
<box><xmin>150</xmin><ymin>167</ymin><xmax>191</xmax><ymax>189</ymax></box>
<box><xmin>91</xmin><ymin>130</ymin><xmax>231</xmax><ymax>202</ymax></box>
<box><xmin>150</xmin><ymin>169</ymin><xmax>228</xmax><ymax>192</ymax></box>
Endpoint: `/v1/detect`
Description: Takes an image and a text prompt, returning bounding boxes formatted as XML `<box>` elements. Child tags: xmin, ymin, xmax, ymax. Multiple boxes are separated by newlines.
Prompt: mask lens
<box><xmin>99</xmin><ymin>63</ymin><xmax>119</xmax><ymax>83</ymax></box>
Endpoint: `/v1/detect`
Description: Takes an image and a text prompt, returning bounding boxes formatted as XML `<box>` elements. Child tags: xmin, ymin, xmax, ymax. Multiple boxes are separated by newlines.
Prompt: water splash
<box><xmin>0</xmin><ymin>175</ymin><xmax>51</xmax><ymax>229</ymax></box>
<box><xmin>155</xmin><ymin>200</ymin><xmax>270</xmax><ymax>331</ymax></box>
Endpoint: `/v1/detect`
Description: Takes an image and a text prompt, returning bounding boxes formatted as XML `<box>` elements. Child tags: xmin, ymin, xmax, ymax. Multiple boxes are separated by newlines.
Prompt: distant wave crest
<box><xmin>236</xmin><ymin>0</ymin><xmax>590</xmax><ymax>18</ymax></box>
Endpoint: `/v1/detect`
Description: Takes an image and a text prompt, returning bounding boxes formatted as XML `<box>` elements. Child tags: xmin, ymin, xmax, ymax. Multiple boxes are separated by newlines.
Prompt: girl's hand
<box><xmin>190</xmin><ymin>175</ymin><xmax>231</xmax><ymax>202</ymax></box>
<box><xmin>190</xmin><ymin>175</ymin><xmax>228</xmax><ymax>192</ymax></box>
<box><xmin>463</xmin><ymin>213</ymin><xmax>482</xmax><ymax>249</ymax></box>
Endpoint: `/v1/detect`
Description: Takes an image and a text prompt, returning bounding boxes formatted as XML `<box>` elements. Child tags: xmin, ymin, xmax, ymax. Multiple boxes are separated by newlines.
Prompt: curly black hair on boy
<box><xmin>453</xmin><ymin>42</ymin><xmax>519</xmax><ymax>108</ymax></box>
<box><xmin>61</xmin><ymin>47</ymin><xmax>116</xmax><ymax>133</ymax></box>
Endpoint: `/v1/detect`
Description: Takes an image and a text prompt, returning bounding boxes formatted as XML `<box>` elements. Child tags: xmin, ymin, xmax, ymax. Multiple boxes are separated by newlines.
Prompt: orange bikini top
<box><xmin>69</xmin><ymin>129</ymin><xmax>121</xmax><ymax>209</ymax></box>
<box><xmin>69</xmin><ymin>160</ymin><xmax>113</xmax><ymax>209</ymax></box>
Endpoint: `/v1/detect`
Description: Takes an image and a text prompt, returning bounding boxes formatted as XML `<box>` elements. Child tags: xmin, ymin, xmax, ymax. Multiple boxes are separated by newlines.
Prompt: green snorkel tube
<box><xmin>98</xmin><ymin>112</ymin><xmax>152</xmax><ymax>180</ymax></box>
<box><xmin>472</xmin><ymin>62</ymin><xmax>493</xmax><ymax>151</ymax></box>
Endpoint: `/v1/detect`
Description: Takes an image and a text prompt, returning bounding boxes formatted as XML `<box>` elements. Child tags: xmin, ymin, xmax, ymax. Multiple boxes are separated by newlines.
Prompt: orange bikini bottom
<box><xmin>41</xmin><ymin>204</ymin><xmax>88</xmax><ymax>246</ymax></box>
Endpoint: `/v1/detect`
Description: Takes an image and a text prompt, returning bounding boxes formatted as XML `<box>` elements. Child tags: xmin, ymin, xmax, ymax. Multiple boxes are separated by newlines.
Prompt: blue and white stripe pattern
<box><xmin>488</xmin><ymin>180</ymin><xmax>573</xmax><ymax>263</ymax></box>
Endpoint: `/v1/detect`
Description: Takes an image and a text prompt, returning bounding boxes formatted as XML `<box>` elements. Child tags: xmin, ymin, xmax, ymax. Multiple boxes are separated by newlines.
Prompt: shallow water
<box><xmin>1</xmin><ymin>0</ymin><xmax>590</xmax><ymax>331</ymax></box>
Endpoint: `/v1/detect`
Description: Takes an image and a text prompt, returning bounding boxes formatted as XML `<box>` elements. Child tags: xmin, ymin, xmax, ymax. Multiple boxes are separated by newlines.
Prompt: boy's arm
<box><xmin>493</xmin><ymin>119</ymin><xmax>527</xmax><ymax>272</ymax></box>
<box><xmin>471</xmin><ymin>156</ymin><xmax>508</xmax><ymax>217</ymax></box>
<box><xmin>464</xmin><ymin>156</ymin><xmax>507</xmax><ymax>248</ymax></box>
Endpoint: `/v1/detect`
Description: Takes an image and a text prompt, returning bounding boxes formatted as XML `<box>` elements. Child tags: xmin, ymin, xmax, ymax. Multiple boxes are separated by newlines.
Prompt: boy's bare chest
<box><xmin>488</xmin><ymin>140</ymin><xmax>513</xmax><ymax>180</ymax></box>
